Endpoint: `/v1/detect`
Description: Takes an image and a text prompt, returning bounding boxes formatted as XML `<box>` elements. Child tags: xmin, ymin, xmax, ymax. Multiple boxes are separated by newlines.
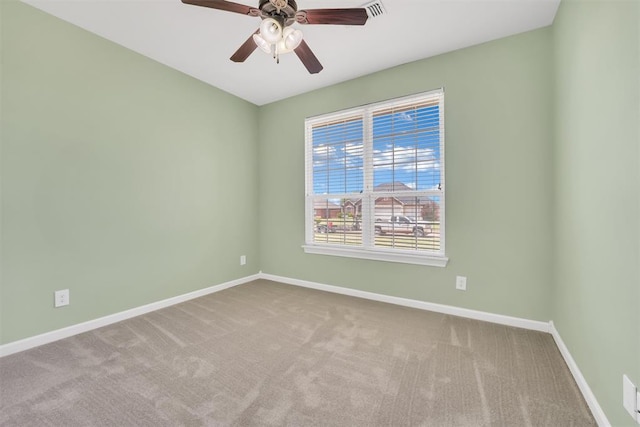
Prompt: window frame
<box><xmin>303</xmin><ymin>89</ymin><xmax>448</xmax><ymax>267</ymax></box>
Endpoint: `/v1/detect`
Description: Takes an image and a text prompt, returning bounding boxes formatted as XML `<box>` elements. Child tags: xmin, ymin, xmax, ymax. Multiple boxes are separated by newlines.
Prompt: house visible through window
<box><xmin>304</xmin><ymin>89</ymin><xmax>447</xmax><ymax>267</ymax></box>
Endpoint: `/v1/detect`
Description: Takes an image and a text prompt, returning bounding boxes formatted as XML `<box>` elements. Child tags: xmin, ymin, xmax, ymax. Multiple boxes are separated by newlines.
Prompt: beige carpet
<box><xmin>0</xmin><ymin>279</ymin><xmax>596</xmax><ymax>426</ymax></box>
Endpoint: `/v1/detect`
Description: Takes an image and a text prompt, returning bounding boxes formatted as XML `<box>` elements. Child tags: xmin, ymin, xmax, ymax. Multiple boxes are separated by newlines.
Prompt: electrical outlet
<box><xmin>623</xmin><ymin>374</ymin><xmax>639</xmax><ymax>423</ymax></box>
<box><xmin>54</xmin><ymin>289</ymin><xmax>69</xmax><ymax>308</ymax></box>
<box><xmin>455</xmin><ymin>276</ymin><xmax>467</xmax><ymax>291</ymax></box>
<box><xmin>240</xmin><ymin>255</ymin><xmax>246</xmax><ymax>266</ymax></box>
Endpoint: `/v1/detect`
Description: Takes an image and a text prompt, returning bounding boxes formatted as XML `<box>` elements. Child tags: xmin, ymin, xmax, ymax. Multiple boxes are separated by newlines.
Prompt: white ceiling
<box><xmin>22</xmin><ymin>0</ymin><xmax>560</xmax><ymax>106</ymax></box>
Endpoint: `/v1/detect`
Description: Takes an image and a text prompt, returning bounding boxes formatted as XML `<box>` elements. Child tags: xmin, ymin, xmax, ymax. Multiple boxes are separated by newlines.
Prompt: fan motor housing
<box><xmin>259</xmin><ymin>0</ymin><xmax>298</xmax><ymax>19</ymax></box>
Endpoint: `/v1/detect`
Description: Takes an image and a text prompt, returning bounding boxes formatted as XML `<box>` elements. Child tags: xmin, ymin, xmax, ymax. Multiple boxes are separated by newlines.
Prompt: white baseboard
<box><xmin>0</xmin><ymin>273</ymin><xmax>261</xmax><ymax>358</ymax></box>
<box><xmin>550</xmin><ymin>321</ymin><xmax>610</xmax><ymax>427</ymax></box>
<box><xmin>258</xmin><ymin>272</ymin><xmax>551</xmax><ymax>333</ymax></box>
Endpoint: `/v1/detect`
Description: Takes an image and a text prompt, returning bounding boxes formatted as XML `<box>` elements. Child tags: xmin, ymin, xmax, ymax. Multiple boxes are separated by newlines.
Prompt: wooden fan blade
<box><xmin>295</xmin><ymin>8</ymin><xmax>368</xmax><ymax>25</ymax></box>
<box><xmin>294</xmin><ymin>40</ymin><xmax>323</xmax><ymax>74</ymax></box>
<box><xmin>181</xmin><ymin>0</ymin><xmax>257</xmax><ymax>16</ymax></box>
<box><xmin>230</xmin><ymin>30</ymin><xmax>259</xmax><ymax>63</ymax></box>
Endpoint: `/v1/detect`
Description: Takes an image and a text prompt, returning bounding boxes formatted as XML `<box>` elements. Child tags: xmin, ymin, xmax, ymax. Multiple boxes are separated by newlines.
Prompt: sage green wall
<box><xmin>0</xmin><ymin>1</ymin><xmax>260</xmax><ymax>344</ymax></box>
<box><xmin>2</xmin><ymin>0</ymin><xmax>639</xmax><ymax>424</ymax></box>
<box><xmin>258</xmin><ymin>29</ymin><xmax>554</xmax><ymax>322</ymax></box>
<box><xmin>553</xmin><ymin>1</ymin><xmax>640</xmax><ymax>425</ymax></box>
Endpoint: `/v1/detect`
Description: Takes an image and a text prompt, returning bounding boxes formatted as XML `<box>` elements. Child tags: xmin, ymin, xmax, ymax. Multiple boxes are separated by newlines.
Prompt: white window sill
<box><xmin>302</xmin><ymin>244</ymin><xmax>449</xmax><ymax>267</ymax></box>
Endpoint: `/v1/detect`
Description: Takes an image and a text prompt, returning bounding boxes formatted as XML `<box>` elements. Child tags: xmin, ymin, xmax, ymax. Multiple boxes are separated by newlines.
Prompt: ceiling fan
<box><xmin>182</xmin><ymin>0</ymin><xmax>369</xmax><ymax>74</ymax></box>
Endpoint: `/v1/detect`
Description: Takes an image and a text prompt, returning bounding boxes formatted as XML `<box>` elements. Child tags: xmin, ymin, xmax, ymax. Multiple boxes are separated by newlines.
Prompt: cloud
<box><xmin>405</xmin><ymin>161</ymin><xmax>440</xmax><ymax>172</ymax></box>
<box><xmin>313</xmin><ymin>144</ymin><xmax>338</xmax><ymax>168</ymax></box>
<box><xmin>373</xmin><ymin>146</ymin><xmax>438</xmax><ymax>171</ymax></box>
<box><xmin>314</xmin><ymin>143</ymin><xmax>364</xmax><ymax>169</ymax></box>
<box><xmin>313</xmin><ymin>144</ymin><xmax>337</xmax><ymax>157</ymax></box>
<box><xmin>345</xmin><ymin>142</ymin><xmax>363</xmax><ymax>152</ymax></box>
<box><xmin>397</xmin><ymin>111</ymin><xmax>414</xmax><ymax>122</ymax></box>
<box><xmin>314</xmin><ymin>143</ymin><xmax>439</xmax><ymax>177</ymax></box>
<box><xmin>344</xmin><ymin>143</ymin><xmax>363</xmax><ymax>168</ymax></box>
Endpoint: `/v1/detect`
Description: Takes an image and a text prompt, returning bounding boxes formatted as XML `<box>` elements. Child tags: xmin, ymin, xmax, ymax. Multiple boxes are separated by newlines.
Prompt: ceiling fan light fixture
<box><xmin>252</xmin><ymin>33</ymin><xmax>272</xmax><ymax>54</ymax></box>
<box><xmin>259</xmin><ymin>18</ymin><xmax>282</xmax><ymax>44</ymax></box>
<box><xmin>182</xmin><ymin>0</ymin><xmax>369</xmax><ymax>73</ymax></box>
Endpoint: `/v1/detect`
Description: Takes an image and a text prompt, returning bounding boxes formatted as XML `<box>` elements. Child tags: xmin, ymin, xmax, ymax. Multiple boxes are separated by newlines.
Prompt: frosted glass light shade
<box><xmin>259</xmin><ymin>18</ymin><xmax>282</xmax><ymax>44</ymax></box>
<box><xmin>252</xmin><ymin>34</ymin><xmax>271</xmax><ymax>54</ymax></box>
<box><xmin>281</xmin><ymin>27</ymin><xmax>303</xmax><ymax>51</ymax></box>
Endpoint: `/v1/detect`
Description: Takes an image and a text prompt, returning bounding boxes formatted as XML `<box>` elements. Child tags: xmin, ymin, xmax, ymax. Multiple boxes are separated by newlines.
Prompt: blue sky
<box><xmin>312</xmin><ymin>105</ymin><xmax>441</xmax><ymax>195</ymax></box>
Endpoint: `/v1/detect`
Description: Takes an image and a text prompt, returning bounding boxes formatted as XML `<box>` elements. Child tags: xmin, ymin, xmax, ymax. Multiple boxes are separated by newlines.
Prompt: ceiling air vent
<box><xmin>362</xmin><ymin>0</ymin><xmax>386</xmax><ymax>19</ymax></box>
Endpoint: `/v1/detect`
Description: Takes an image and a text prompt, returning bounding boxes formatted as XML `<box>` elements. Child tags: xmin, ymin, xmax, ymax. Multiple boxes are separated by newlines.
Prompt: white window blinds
<box><xmin>304</xmin><ymin>89</ymin><xmax>446</xmax><ymax>266</ymax></box>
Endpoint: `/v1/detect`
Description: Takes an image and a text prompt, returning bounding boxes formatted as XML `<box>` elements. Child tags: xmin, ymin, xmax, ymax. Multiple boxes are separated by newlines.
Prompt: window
<box><xmin>304</xmin><ymin>89</ymin><xmax>447</xmax><ymax>267</ymax></box>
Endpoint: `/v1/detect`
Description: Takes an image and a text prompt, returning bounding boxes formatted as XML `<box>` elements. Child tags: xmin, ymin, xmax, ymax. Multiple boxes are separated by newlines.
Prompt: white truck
<box><xmin>374</xmin><ymin>215</ymin><xmax>430</xmax><ymax>237</ymax></box>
